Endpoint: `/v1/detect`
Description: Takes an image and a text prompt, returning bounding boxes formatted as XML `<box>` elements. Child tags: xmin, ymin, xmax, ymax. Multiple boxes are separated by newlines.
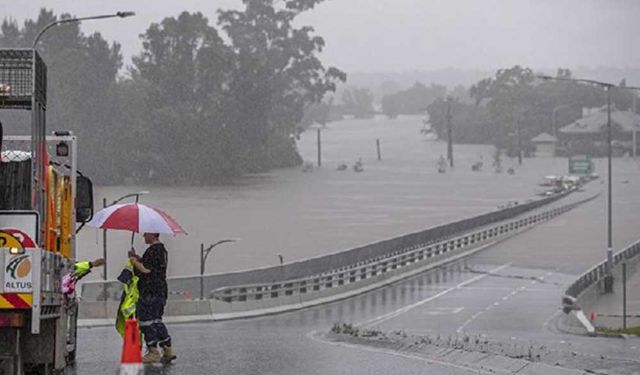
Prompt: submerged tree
<box><xmin>218</xmin><ymin>0</ymin><xmax>346</xmax><ymax>173</ymax></box>
<box><xmin>341</xmin><ymin>88</ymin><xmax>374</xmax><ymax>119</ymax></box>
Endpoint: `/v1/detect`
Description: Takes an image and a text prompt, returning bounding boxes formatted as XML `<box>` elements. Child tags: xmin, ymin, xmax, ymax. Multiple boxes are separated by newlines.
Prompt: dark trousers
<box><xmin>137</xmin><ymin>295</ymin><xmax>171</xmax><ymax>348</ymax></box>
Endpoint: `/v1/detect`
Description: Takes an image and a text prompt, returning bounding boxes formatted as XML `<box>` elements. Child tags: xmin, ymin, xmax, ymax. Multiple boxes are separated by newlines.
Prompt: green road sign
<box><xmin>569</xmin><ymin>155</ymin><xmax>593</xmax><ymax>175</ymax></box>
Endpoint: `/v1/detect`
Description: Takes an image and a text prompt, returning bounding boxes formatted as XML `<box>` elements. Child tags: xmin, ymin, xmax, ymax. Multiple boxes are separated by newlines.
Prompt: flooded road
<box><xmin>77</xmin><ymin>115</ymin><xmax>633</xmax><ymax>279</ymax></box>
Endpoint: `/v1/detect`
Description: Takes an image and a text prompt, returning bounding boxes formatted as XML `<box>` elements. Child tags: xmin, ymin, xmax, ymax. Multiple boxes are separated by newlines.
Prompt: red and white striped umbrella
<box><xmin>88</xmin><ymin>203</ymin><xmax>187</xmax><ymax>235</ymax></box>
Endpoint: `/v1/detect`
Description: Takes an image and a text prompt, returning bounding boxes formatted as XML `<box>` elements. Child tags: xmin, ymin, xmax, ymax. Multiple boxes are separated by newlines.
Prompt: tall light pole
<box><xmin>200</xmin><ymin>239</ymin><xmax>239</xmax><ymax>300</ymax></box>
<box><xmin>631</xmin><ymin>93</ymin><xmax>638</xmax><ymax>159</ymax></box>
<box><xmin>32</xmin><ymin>12</ymin><xmax>135</xmax><ymax>49</ymax></box>
<box><xmin>30</xmin><ymin>10</ymin><xmax>135</xmax><ymax>283</ymax></box>
<box><xmin>538</xmin><ymin>75</ymin><xmax>640</xmax><ymax>292</ymax></box>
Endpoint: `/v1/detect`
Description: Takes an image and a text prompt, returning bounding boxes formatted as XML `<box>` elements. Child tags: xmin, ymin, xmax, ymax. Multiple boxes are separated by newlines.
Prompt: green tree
<box><xmin>219</xmin><ymin>0</ymin><xmax>345</xmax><ymax>172</ymax></box>
<box><xmin>130</xmin><ymin>11</ymin><xmax>232</xmax><ymax>183</ymax></box>
<box><xmin>381</xmin><ymin>95</ymin><xmax>400</xmax><ymax>119</ymax></box>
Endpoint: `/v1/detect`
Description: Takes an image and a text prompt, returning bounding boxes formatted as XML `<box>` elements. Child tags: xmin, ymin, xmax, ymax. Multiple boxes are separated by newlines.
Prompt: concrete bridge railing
<box><xmin>78</xmin><ymin>191</ymin><xmax>597</xmax><ymax>321</ymax></box>
<box><xmin>565</xmin><ymin>240</ymin><xmax>640</xmax><ymax>299</ymax></box>
<box><xmin>561</xmin><ymin>237</ymin><xmax>640</xmax><ymax>334</ymax></box>
<box><xmin>206</xmin><ymin>195</ymin><xmax>596</xmax><ymax>318</ymax></box>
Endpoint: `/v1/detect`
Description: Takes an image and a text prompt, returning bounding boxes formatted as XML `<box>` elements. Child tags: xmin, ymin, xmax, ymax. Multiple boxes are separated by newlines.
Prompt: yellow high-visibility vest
<box><xmin>116</xmin><ymin>260</ymin><xmax>140</xmax><ymax>337</ymax></box>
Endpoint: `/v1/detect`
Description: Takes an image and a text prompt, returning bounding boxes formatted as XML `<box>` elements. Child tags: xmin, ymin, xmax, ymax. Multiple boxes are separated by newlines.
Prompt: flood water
<box><xmin>76</xmin><ymin>115</ymin><xmax>614</xmax><ymax>280</ymax></box>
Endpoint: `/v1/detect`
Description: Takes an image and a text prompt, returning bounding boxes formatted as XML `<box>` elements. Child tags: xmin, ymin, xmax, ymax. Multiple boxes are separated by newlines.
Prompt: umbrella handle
<box><xmin>130</xmin><ymin>195</ymin><xmax>140</xmax><ymax>247</ymax></box>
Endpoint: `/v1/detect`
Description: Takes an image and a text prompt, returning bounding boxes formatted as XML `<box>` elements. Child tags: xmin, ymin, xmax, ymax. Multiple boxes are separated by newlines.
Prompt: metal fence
<box><xmin>81</xmin><ymin>190</ymin><xmax>593</xmax><ymax>306</ymax></box>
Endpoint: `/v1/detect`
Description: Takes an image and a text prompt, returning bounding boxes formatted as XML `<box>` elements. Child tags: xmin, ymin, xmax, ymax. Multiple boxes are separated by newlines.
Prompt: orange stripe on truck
<box><xmin>0</xmin><ymin>293</ymin><xmax>32</xmax><ymax>309</ymax></box>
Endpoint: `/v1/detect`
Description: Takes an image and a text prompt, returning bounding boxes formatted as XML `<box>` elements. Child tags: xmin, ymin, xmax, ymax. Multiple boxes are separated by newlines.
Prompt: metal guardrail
<box><xmin>565</xmin><ymin>239</ymin><xmax>640</xmax><ymax>298</ymax></box>
<box><xmin>81</xmin><ymin>190</ymin><xmax>578</xmax><ymax>302</ymax></box>
<box><xmin>210</xmin><ymin>195</ymin><xmax>597</xmax><ymax>304</ymax></box>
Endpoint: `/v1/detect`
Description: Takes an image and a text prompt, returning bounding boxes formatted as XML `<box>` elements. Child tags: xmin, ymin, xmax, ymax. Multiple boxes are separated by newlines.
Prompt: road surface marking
<box><xmin>424</xmin><ymin>307</ymin><xmax>464</xmax><ymax>315</ymax></box>
<box><xmin>359</xmin><ymin>263</ymin><xmax>511</xmax><ymax>328</ymax></box>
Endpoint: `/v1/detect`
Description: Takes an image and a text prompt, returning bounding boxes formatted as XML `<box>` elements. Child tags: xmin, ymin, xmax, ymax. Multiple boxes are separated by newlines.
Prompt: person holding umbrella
<box><xmin>88</xmin><ymin>202</ymin><xmax>186</xmax><ymax>364</ymax></box>
<box><xmin>129</xmin><ymin>233</ymin><xmax>175</xmax><ymax>364</ymax></box>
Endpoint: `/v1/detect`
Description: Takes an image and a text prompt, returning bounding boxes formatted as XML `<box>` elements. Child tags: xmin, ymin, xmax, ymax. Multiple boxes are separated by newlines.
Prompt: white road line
<box><xmin>358</xmin><ymin>263</ymin><xmax>512</xmax><ymax>328</ymax></box>
<box><xmin>307</xmin><ymin>331</ymin><xmax>498</xmax><ymax>375</ymax></box>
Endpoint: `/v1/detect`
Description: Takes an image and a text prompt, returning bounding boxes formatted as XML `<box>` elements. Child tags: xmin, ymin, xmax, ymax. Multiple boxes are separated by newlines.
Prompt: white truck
<box><xmin>0</xmin><ymin>49</ymin><xmax>94</xmax><ymax>375</ymax></box>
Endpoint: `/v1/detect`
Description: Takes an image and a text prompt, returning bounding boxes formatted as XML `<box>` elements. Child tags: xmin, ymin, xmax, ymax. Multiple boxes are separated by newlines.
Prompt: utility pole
<box><xmin>514</xmin><ymin>114</ymin><xmax>523</xmax><ymax>165</ymax></box>
<box><xmin>317</xmin><ymin>128</ymin><xmax>322</xmax><ymax>167</ymax></box>
<box><xmin>446</xmin><ymin>97</ymin><xmax>454</xmax><ymax>168</ymax></box>
<box><xmin>633</xmin><ymin>94</ymin><xmax>637</xmax><ymax>159</ymax></box>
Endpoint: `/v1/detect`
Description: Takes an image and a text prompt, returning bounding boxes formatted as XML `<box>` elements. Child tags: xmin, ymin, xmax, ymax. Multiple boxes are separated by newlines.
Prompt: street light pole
<box><xmin>606</xmin><ymin>86</ymin><xmax>613</xmax><ymax>283</ymax></box>
<box><xmin>632</xmin><ymin>94</ymin><xmax>638</xmax><ymax>159</ymax></box>
<box><xmin>199</xmin><ymin>239</ymin><xmax>239</xmax><ymax>300</ymax></box>
<box><xmin>538</xmin><ymin>75</ymin><xmax>618</xmax><ymax>291</ymax></box>
<box><xmin>32</xmin><ymin>12</ymin><xmax>135</xmax><ymax>49</ymax></box>
<box><xmin>30</xmin><ymin>10</ymin><xmax>134</xmax><ymax>280</ymax></box>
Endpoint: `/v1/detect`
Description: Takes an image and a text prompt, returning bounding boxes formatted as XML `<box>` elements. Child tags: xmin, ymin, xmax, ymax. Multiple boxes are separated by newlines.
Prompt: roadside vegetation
<box><xmin>599</xmin><ymin>326</ymin><xmax>640</xmax><ymax>336</ymax></box>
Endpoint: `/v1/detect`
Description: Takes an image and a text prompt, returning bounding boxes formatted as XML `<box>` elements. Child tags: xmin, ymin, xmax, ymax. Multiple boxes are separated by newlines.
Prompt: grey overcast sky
<box><xmin>1</xmin><ymin>0</ymin><xmax>639</xmax><ymax>73</ymax></box>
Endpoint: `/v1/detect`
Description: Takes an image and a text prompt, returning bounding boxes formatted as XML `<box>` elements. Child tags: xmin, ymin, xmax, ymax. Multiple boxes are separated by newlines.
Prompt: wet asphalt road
<box><xmin>74</xmin><ymin>172</ymin><xmax>640</xmax><ymax>375</ymax></box>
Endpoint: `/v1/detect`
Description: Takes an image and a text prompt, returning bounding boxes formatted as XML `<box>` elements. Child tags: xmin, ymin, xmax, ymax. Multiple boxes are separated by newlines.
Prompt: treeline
<box><xmin>375</xmin><ymin>66</ymin><xmax>636</xmax><ymax>152</ymax></box>
<box><xmin>426</xmin><ymin>66</ymin><xmax>635</xmax><ymax>150</ymax></box>
<box><xmin>381</xmin><ymin>82</ymin><xmax>448</xmax><ymax>118</ymax></box>
<box><xmin>0</xmin><ymin>1</ymin><xmax>345</xmax><ymax>185</ymax></box>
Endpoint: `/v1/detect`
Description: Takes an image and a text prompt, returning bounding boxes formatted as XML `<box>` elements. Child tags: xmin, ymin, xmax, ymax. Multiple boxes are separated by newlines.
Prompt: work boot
<box><xmin>143</xmin><ymin>347</ymin><xmax>161</xmax><ymax>364</ymax></box>
<box><xmin>162</xmin><ymin>346</ymin><xmax>176</xmax><ymax>363</ymax></box>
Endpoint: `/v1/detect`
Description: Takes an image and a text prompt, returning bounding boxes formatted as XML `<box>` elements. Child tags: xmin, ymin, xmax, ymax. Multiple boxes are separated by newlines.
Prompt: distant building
<box><xmin>530</xmin><ymin>132</ymin><xmax>557</xmax><ymax>157</ymax></box>
<box><xmin>558</xmin><ymin>107</ymin><xmax>640</xmax><ymax>157</ymax></box>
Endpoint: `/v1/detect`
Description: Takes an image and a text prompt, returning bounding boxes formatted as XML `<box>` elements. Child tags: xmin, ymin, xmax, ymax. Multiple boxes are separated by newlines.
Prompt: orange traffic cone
<box><xmin>119</xmin><ymin>319</ymin><xmax>143</xmax><ymax>375</ymax></box>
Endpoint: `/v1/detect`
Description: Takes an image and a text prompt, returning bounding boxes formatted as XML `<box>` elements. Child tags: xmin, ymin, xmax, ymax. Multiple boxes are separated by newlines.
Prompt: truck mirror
<box><xmin>76</xmin><ymin>175</ymin><xmax>93</xmax><ymax>223</ymax></box>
